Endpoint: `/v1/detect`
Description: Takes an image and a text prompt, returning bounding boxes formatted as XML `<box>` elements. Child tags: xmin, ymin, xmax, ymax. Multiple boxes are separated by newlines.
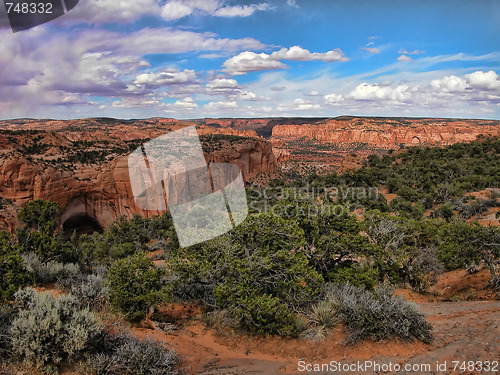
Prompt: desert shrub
<box><xmin>322</xmin><ymin>283</ymin><xmax>433</xmax><ymax>345</ymax></box>
<box><xmin>22</xmin><ymin>252</ymin><xmax>79</xmax><ymax>284</ymax></box>
<box><xmin>171</xmin><ymin>212</ymin><xmax>323</xmax><ymax>335</ymax></box>
<box><xmin>76</xmin><ymin>214</ymin><xmax>178</xmax><ymax>266</ymax></box>
<box><xmin>107</xmin><ymin>253</ymin><xmax>170</xmax><ymax>321</ymax></box>
<box><xmin>327</xmin><ymin>264</ymin><xmax>380</xmax><ymax>290</ymax></box>
<box><xmin>390</xmin><ymin>197</ymin><xmax>425</xmax><ymax>219</ymax></box>
<box><xmin>364</xmin><ymin>212</ymin><xmax>443</xmax><ymax>291</ymax></box>
<box><xmin>17</xmin><ymin>200</ymin><xmax>74</xmax><ymax>263</ymax></box>
<box><xmin>85</xmin><ymin>333</ymin><xmax>178</xmax><ymax>375</ymax></box>
<box><xmin>438</xmin><ymin>223</ymin><xmax>500</xmax><ymax>286</ymax></box>
<box><xmin>214</xmin><ymin>289</ymin><xmax>297</xmax><ymax>336</ymax></box>
<box><xmin>430</xmin><ymin>202</ymin><xmax>455</xmax><ymax>221</ymax></box>
<box><xmin>406</xmin><ymin>247</ymin><xmax>443</xmax><ymax>293</ymax></box>
<box><xmin>300</xmin><ymin>296</ymin><xmax>339</xmax><ymax>342</ymax></box>
<box><xmin>452</xmin><ymin>196</ymin><xmax>500</xmax><ymax>219</ymax></box>
<box><xmin>17</xmin><ymin>200</ymin><xmax>61</xmax><ymax>234</ymax></box>
<box><xmin>66</xmin><ymin>268</ymin><xmax>110</xmax><ymax>311</ymax></box>
<box><xmin>10</xmin><ymin>288</ymin><xmax>101</xmax><ymax>369</ymax></box>
<box><xmin>0</xmin><ymin>233</ymin><xmax>28</xmax><ymax>303</ymax></box>
<box><xmin>201</xmin><ymin>310</ymin><xmax>236</xmax><ymax>336</ymax></box>
<box><xmin>310</xmin><ymin>299</ymin><xmax>339</xmax><ymax>329</ymax></box>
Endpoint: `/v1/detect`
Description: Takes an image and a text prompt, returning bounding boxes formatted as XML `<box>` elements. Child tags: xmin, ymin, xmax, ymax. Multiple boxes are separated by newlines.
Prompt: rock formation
<box><xmin>0</xmin><ymin>119</ymin><xmax>277</xmax><ymax>233</ymax></box>
<box><xmin>271</xmin><ymin>117</ymin><xmax>500</xmax><ymax>149</ymax></box>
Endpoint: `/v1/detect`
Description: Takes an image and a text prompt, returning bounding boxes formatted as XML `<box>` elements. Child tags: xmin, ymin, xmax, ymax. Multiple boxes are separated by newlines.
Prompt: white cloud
<box><xmin>270</xmin><ymin>46</ymin><xmax>349</xmax><ymax>62</ymax></box>
<box><xmin>134</xmin><ymin>69</ymin><xmax>197</xmax><ymax>86</ymax></box>
<box><xmin>277</xmin><ymin>99</ymin><xmax>320</xmax><ymax>111</ymax></box>
<box><xmin>362</xmin><ymin>47</ymin><xmax>380</xmax><ymax>54</ymax></box>
<box><xmin>107</xmin><ymin>28</ymin><xmax>265</xmax><ymax>55</ymax></box>
<box><xmin>223</xmin><ymin>46</ymin><xmax>348</xmax><ymax>75</ymax></box>
<box><xmin>397</xmin><ymin>55</ymin><xmax>413</xmax><ymax>62</ymax></box>
<box><xmin>348</xmin><ymin>83</ymin><xmax>412</xmax><ymax>102</ymax></box>
<box><xmin>214</xmin><ymin>3</ymin><xmax>273</xmax><ymax>17</ymax></box>
<box><xmin>160</xmin><ymin>0</ymin><xmax>272</xmax><ymax>20</ymax></box>
<box><xmin>206</xmin><ymin>78</ymin><xmax>240</xmax><ymax>94</ymax></box>
<box><xmin>222</xmin><ymin>51</ymin><xmax>287</xmax><ymax>75</ymax></box>
<box><xmin>111</xmin><ymin>96</ymin><xmax>165</xmax><ymax>108</ymax></box>
<box><xmin>0</xmin><ymin>24</ymin><xmax>267</xmax><ymax>116</ymax></box>
<box><xmin>63</xmin><ymin>0</ymin><xmax>161</xmax><ymax>24</ymax></box>
<box><xmin>287</xmin><ymin>0</ymin><xmax>299</xmax><ymax>7</ymax></box>
<box><xmin>324</xmin><ymin>93</ymin><xmax>344</xmax><ymax>105</ymax></box>
<box><xmin>204</xmin><ymin>101</ymin><xmax>239</xmax><ymax>111</ymax></box>
<box><xmin>199</xmin><ymin>53</ymin><xmax>226</xmax><ymax>59</ymax></box>
<box><xmin>231</xmin><ymin>90</ymin><xmax>270</xmax><ymax>101</ymax></box>
<box><xmin>167</xmin><ymin>97</ymin><xmax>198</xmax><ymax>110</ymax></box>
<box><xmin>430</xmin><ymin>75</ymin><xmax>467</xmax><ymax>93</ymax></box>
<box><xmin>466</xmin><ymin>70</ymin><xmax>500</xmax><ymax>90</ymax></box>
<box><xmin>161</xmin><ymin>1</ymin><xmax>197</xmax><ymax>20</ymax></box>
<box><xmin>62</xmin><ymin>0</ymin><xmax>273</xmax><ymax>24</ymax></box>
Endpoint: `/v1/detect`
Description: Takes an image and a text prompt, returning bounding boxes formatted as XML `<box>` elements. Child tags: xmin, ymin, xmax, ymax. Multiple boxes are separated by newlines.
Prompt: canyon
<box><xmin>270</xmin><ymin>116</ymin><xmax>500</xmax><ymax>148</ymax></box>
<box><xmin>0</xmin><ymin>118</ymin><xmax>277</xmax><ymax>235</ymax></box>
<box><xmin>0</xmin><ymin>115</ymin><xmax>498</xmax><ymax>234</ymax></box>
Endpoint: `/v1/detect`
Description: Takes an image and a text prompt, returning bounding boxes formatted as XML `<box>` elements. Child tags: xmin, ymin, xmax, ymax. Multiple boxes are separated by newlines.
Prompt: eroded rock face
<box><xmin>271</xmin><ymin>117</ymin><xmax>500</xmax><ymax>148</ymax></box>
<box><xmin>0</xmin><ymin>119</ymin><xmax>277</xmax><ymax>232</ymax></box>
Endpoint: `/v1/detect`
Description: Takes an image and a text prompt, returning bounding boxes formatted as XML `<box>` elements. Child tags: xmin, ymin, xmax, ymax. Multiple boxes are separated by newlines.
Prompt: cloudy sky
<box><xmin>1</xmin><ymin>0</ymin><xmax>499</xmax><ymax>120</ymax></box>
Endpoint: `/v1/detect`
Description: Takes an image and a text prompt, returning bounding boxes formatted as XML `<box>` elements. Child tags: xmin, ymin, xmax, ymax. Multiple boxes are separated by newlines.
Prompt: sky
<box><xmin>0</xmin><ymin>0</ymin><xmax>499</xmax><ymax>120</ymax></box>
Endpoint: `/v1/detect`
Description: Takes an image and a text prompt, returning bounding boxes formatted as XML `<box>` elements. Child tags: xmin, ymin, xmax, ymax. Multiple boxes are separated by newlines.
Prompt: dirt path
<box><xmin>131</xmin><ymin>300</ymin><xmax>499</xmax><ymax>374</ymax></box>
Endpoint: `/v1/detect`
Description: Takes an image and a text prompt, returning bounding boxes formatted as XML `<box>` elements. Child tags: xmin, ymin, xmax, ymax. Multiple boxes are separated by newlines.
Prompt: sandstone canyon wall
<box><xmin>0</xmin><ymin>119</ymin><xmax>277</xmax><ymax>233</ymax></box>
<box><xmin>271</xmin><ymin>117</ymin><xmax>500</xmax><ymax>149</ymax></box>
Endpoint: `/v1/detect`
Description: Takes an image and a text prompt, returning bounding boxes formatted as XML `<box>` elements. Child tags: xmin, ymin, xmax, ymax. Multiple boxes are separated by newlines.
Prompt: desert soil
<box><xmin>130</xmin><ymin>299</ymin><xmax>499</xmax><ymax>375</ymax></box>
<box><xmin>130</xmin><ymin>268</ymin><xmax>500</xmax><ymax>375</ymax></box>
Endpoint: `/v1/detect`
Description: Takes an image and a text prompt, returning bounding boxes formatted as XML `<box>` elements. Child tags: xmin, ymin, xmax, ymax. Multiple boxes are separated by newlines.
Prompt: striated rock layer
<box><xmin>271</xmin><ymin>117</ymin><xmax>500</xmax><ymax>149</ymax></box>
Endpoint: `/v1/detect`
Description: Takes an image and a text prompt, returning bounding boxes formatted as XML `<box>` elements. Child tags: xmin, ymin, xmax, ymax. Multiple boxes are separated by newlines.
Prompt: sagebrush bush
<box><xmin>322</xmin><ymin>283</ymin><xmax>433</xmax><ymax>345</ymax></box>
<box><xmin>10</xmin><ymin>288</ymin><xmax>101</xmax><ymax>368</ymax></box>
<box><xmin>22</xmin><ymin>252</ymin><xmax>79</xmax><ymax>284</ymax></box>
<box><xmin>86</xmin><ymin>333</ymin><xmax>178</xmax><ymax>375</ymax></box>
<box><xmin>71</xmin><ymin>273</ymin><xmax>109</xmax><ymax>311</ymax></box>
<box><xmin>59</xmin><ymin>267</ymin><xmax>110</xmax><ymax>311</ymax></box>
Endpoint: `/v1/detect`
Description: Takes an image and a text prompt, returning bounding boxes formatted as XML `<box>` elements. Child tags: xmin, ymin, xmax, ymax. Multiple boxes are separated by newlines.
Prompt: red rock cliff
<box><xmin>0</xmin><ymin>119</ymin><xmax>277</xmax><ymax>232</ymax></box>
<box><xmin>271</xmin><ymin>117</ymin><xmax>500</xmax><ymax>149</ymax></box>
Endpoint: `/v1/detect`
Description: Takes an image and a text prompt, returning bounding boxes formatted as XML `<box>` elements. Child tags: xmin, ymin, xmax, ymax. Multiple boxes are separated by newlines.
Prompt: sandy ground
<box><xmin>129</xmin><ymin>299</ymin><xmax>499</xmax><ymax>375</ymax></box>
<box><xmin>130</xmin><ymin>268</ymin><xmax>500</xmax><ymax>375</ymax></box>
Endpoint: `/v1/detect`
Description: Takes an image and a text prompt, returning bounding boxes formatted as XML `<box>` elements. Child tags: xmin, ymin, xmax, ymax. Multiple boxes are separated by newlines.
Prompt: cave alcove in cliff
<box><xmin>62</xmin><ymin>213</ymin><xmax>103</xmax><ymax>239</ymax></box>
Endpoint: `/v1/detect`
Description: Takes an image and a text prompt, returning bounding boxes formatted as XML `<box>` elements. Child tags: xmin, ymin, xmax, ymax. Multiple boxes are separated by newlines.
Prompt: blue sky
<box><xmin>0</xmin><ymin>0</ymin><xmax>499</xmax><ymax>119</ymax></box>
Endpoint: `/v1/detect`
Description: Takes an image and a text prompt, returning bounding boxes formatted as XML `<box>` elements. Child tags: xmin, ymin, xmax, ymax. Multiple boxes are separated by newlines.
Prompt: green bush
<box><xmin>76</xmin><ymin>214</ymin><xmax>177</xmax><ymax>266</ymax></box>
<box><xmin>171</xmin><ymin>212</ymin><xmax>323</xmax><ymax>335</ymax></box>
<box><xmin>0</xmin><ymin>233</ymin><xmax>28</xmax><ymax>303</ymax></box>
<box><xmin>323</xmin><ymin>283</ymin><xmax>433</xmax><ymax>344</ymax></box>
<box><xmin>327</xmin><ymin>264</ymin><xmax>380</xmax><ymax>290</ymax></box>
<box><xmin>17</xmin><ymin>200</ymin><xmax>61</xmax><ymax>234</ymax></box>
<box><xmin>17</xmin><ymin>200</ymin><xmax>73</xmax><ymax>263</ymax></box>
<box><xmin>107</xmin><ymin>253</ymin><xmax>170</xmax><ymax>321</ymax></box>
<box><xmin>10</xmin><ymin>288</ymin><xmax>101</xmax><ymax>369</ymax></box>
<box><xmin>215</xmin><ymin>288</ymin><xmax>297</xmax><ymax>336</ymax></box>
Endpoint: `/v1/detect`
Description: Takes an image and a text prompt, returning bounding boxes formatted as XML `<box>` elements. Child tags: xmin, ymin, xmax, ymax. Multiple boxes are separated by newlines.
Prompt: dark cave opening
<box><xmin>62</xmin><ymin>213</ymin><xmax>103</xmax><ymax>239</ymax></box>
